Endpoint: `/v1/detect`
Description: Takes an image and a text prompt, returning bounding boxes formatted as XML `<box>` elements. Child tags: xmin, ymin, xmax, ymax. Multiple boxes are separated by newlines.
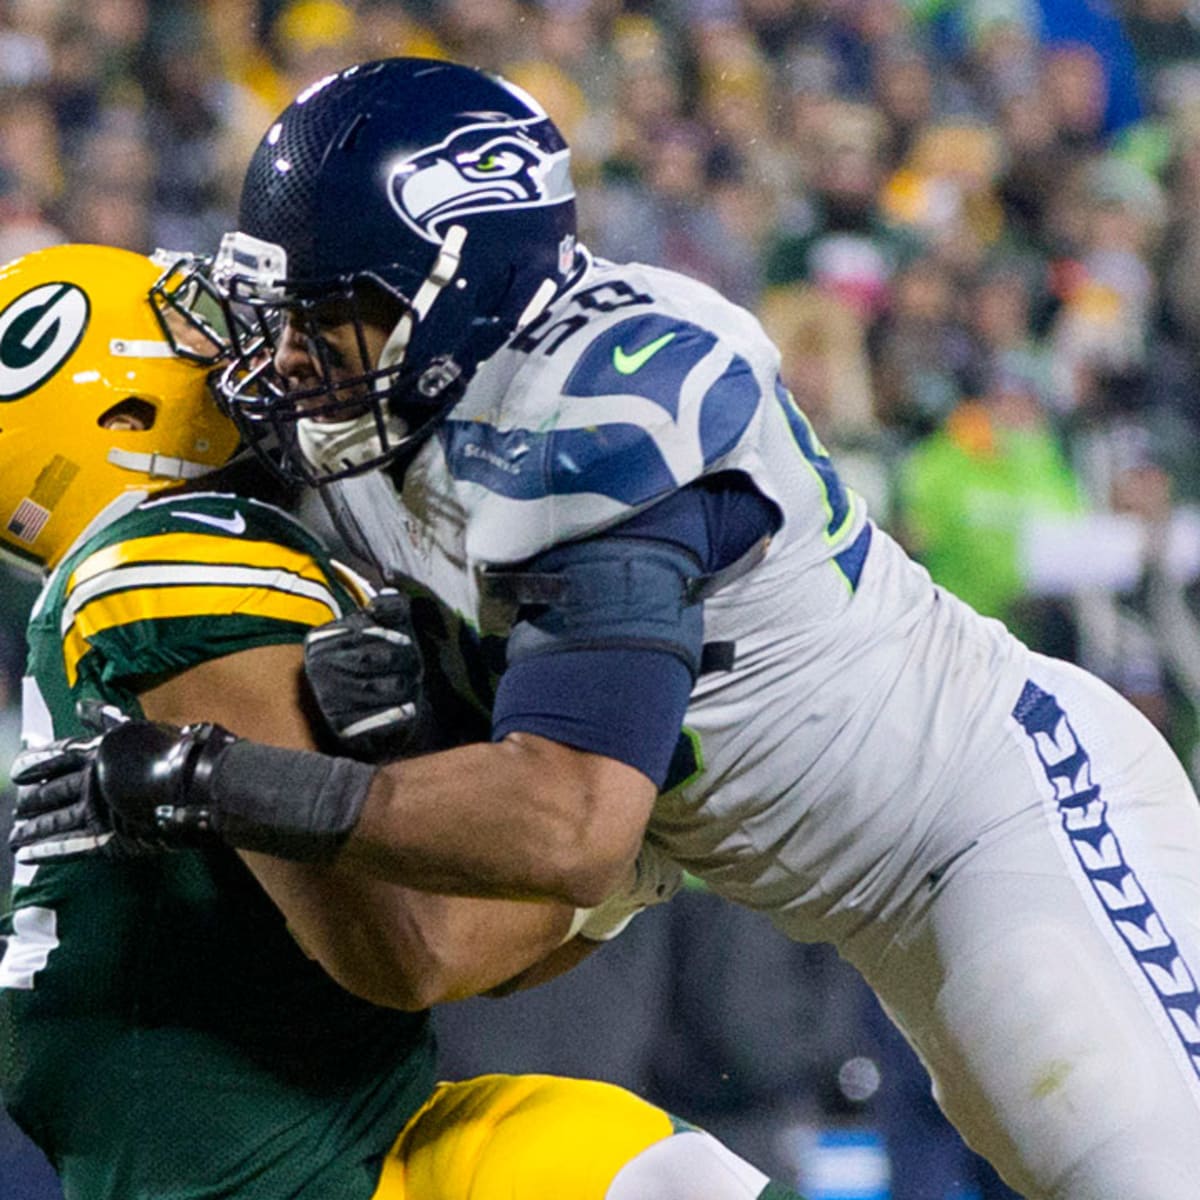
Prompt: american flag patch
<box><xmin>7</xmin><ymin>498</ymin><xmax>51</xmax><ymax>543</ymax></box>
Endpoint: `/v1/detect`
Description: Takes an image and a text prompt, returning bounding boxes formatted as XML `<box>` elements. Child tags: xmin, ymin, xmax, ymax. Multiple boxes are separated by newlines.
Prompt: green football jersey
<box><xmin>0</xmin><ymin>492</ymin><xmax>437</xmax><ymax>1199</ymax></box>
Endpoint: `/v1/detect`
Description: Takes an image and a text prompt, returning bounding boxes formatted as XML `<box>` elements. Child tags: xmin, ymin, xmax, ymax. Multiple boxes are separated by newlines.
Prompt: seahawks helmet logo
<box><xmin>0</xmin><ymin>283</ymin><xmax>89</xmax><ymax>401</ymax></box>
<box><xmin>387</xmin><ymin>120</ymin><xmax>573</xmax><ymax>244</ymax></box>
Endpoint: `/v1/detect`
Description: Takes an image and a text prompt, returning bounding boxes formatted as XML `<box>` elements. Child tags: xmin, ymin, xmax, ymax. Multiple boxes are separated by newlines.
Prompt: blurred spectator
<box><xmin>727</xmin><ymin>0</ymin><xmax>815</xmax><ymax>64</ymax></box>
<box><xmin>1037</xmin><ymin>0</ymin><xmax>1143</xmax><ymax>135</ymax></box>
<box><xmin>963</xmin><ymin>257</ymin><xmax>1053</xmax><ymax>403</ymax></box>
<box><xmin>870</xmin><ymin>253</ymin><xmax>973</xmax><ymax>437</ymax></box>
<box><xmin>822</xmin><ymin>0</ymin><xmax>920</xmax><ymax>100</ymax></box>
<box><xmin>1126</xmin><ymin>0</ymin><xmax>1200</xmax><ymax>102</ymax></box>
<box><xmin>1046</xmin><ymin>154</ymin><xmax>1166</xmax><ymax>416</ymax></box>
<box><xmin>760</xmin><ymin>284</ymin><xmax>877</xmax><ymax>444</ymax></box>
<box><xmin>586</xmin><ymin>119</ymin><xmax>763</xmax><ymax>306</ymax></box>
<box><xmin>1156</xmin><ymin>112</ymin><xmax>1200</xmax><ymax>460</ymax></box>
<box><xmin>780</xmin><ymin>42</ymin><xmax>849</xmax><ymax>185</ymax></box>
<box><xmin>355</xmin><ymin>0</ymin><xmax>444</xmax><ymax>62</ymax></box>
<box><xmin>58</xmin><ymin>113</ymin><xmax>154</xmax><ymax>249</ymax></box>
<box><xmin>897</xmin><ymin>363</ymin><xmax>1086</xmax><ymax>649</ymax></box>
<box><xmin>437</xmin><ymin>0</ymin><xmax>533</xmax><ymax>73</ymax></box>
<box><xmin>870</xmin><ymin>37</ymin><xmax>937</xmax><ymax>170</ymax></box>
<box><xmin>995</xmin><ymin>92</ymin><xmax>1084</xmax><ymax>262</ymax></box>
<box><xmin>0</xmin><ymin>91</ymin><xmax>62</xmax><ymax>213</ymax></box>
<box><xmin>0</xmin><ymin>166</ymin><xmax>61</xmax><ymax>262</ymax></box>
<box><xmin>140</xmin><ymin>18</ymin><xmax>241</xmax><ymax>253</ymax></box>
<box><xmin>0</xmin><ymin>7</ymin><xmax>52</xmax><ymax>92</ymax></box>
<box><xmin>764</xmin><ymin>99</ymin><xmax>919</xmax><ymax>326</ymax></box>
<box><xmin>1063</xmin><ymin>426</ymin><xmax>1200</xmax><ymax>752</ymax></box>
<box><xmin>880</xmin><ymin>117</ymin><xmax>1007</xmax><ymax>281</ymax></box>
<box><xmin>270</xmin><ymin>0</ymin><xmax>363</xmax><ymax>98</ymax></box>
<box><xmin>592</xmin><ymin>12</ymin><xmax>686</xmax><ymax>182</ymax></box>
<box><xmin>961</xmin><ymin>0</ymin><xmax>1042</xmax><ymax>115</ymax></box>
<box><xmin>1041</xmin><ymin>41</ymin><xmax>1112</xmax><ymax>150</ymax></box>
<box><xmin>83</xmin><ymin>0</ymin><xmax>149</xmax><ymax>77</ymax></box>
<box><xmin>694</xmin><ymin>19</ymin><xmax>794</xmax><ymax>205</ymax></box>
<box><xmin>757</xmin><ymin>283</ymin><xmax>897</xmax><ymax>521</ymax></box>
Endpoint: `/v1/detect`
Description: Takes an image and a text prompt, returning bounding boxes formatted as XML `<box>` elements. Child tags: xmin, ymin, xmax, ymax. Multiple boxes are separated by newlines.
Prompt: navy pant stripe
<box><xmin>1013</xmin><ymin>680</ymin><xmax>1200</xmax><ymax>1080</ymax></box>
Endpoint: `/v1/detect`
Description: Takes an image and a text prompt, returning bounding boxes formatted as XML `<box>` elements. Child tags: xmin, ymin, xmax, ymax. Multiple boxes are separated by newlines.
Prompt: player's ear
<box><xmin>100</xmin><ymin>399</ymin><xmax>155</xmax><ymax>432</ymax></box>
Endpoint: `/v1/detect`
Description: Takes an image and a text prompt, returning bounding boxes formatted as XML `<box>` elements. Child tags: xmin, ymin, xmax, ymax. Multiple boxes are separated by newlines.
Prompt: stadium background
<box><xmin>3</xmin><ymin>0</ymin><xmax>1200</xmax><ymax>1195</ymax></box>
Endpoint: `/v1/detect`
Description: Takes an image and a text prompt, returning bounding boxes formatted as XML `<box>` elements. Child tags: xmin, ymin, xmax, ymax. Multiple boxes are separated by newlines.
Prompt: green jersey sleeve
<box><xmin>26</xmin><ymin>492</ymin><xmax>367</xmax><ymax>733</ymax></box>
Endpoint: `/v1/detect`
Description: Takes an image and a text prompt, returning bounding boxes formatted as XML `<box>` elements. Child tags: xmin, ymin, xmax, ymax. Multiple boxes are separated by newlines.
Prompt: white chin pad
<box><xmin>296</xmin><ymin>411</ymin><xmax>409</xmax><ymax>476</ymax></box>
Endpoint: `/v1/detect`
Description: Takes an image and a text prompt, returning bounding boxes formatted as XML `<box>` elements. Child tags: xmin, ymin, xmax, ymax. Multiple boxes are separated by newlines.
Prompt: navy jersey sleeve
<box><xmin>491</xmin><ymin>473</ymin><xmax>778</xmax><ymax>785</ymax></box>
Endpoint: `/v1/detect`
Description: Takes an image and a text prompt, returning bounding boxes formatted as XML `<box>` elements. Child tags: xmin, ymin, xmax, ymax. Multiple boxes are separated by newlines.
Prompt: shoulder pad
<box><xmin>444</xmin><ymin>307</ymin><xmax>777</xmax><ymax>564</ymax></box>
<box><xmin>54</xmin><ymin>494</ymin><xmax>352</xmax><ymax>687</ymax></box>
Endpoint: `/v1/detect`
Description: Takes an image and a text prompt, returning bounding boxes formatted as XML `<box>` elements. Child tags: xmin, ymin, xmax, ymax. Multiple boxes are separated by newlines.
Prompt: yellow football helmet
<box><xmin>0</xmin><ymin>244</ymin><xmax>242</xmax><ymax>571</ymax></box>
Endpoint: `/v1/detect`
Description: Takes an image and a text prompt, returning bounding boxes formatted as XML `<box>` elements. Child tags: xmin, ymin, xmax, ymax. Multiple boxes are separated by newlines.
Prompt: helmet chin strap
<box><xmin>380</xmin><ymin>223</ymin><xmax>469</xmax><ymax>372</ymax></box>
<box><xmin>296</xmin><ymin>410</ymin><xmax>408</xmax><ymax>478</ymax></box>
<box><xmin>516</xmin><ymin>277</ymin><xmax>559</xmax><ymax>330</ymax></box>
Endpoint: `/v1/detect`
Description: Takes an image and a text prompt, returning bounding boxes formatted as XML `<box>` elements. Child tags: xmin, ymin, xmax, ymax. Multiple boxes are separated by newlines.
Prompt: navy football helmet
<box><xmin>214</xmin><ymin>57</ymin><xmax>579</xmax><ymax>484</ymax></box>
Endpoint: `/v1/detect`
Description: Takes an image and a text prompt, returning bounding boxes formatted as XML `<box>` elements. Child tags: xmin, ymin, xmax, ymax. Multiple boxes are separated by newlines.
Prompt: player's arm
<box><xmin>13</xmin><ymin>479</ymin><xmax>774</xmax><ymax>908</ymax></box>
<box><xmin>335</xmin><ymin>734</ymin><xmax>652</xmax><ymax>905</ymax></box>
<box><xmin>135</xmin><ymin>640</ymin><xmax>578</xmax><ymax>1009</ymax></box>
<box><xmin>337</xmin><ymin>476</ymin><xmax>775</xmax><ymax>904</ymax></box>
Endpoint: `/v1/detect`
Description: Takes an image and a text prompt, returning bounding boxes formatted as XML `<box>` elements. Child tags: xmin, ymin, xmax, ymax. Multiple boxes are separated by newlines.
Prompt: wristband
<box><xmin>209</xmin><ymin>741</ymin><xmax>376</xmax><ymax>862</ymax></box>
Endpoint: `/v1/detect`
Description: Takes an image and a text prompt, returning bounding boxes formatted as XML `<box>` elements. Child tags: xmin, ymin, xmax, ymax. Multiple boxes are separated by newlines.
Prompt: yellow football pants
<box><xmin>372</xmin><ymin>1073</ymin><xmax>677</xmax><ymax>1199</ymax></box>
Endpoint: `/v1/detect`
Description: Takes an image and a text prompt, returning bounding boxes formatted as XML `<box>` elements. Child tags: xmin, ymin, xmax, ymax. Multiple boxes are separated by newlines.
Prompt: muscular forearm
<box><xmin>341</xmin><ymin>733</ymin><xmax>653</xmax><ymax>907</ymax></box>
<box><xmin>485</xmin><ymin>934</ymin><xmax>602</xmax><ymax>997</ymax></box>
<box><xmin>14</xmin><ymin>701</ymin><xmax>655</xmax><ymax>909</ymax></box>
<box><xmin>136</xmin><ymin>646</ymin><xmax>582</xmax><ymax>999</ymax></box>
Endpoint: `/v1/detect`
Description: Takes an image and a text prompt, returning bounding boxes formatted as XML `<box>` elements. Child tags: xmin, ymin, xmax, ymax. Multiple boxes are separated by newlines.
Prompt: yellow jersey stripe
<box><xmin>63</xmin><ymin>582</ymin><xmax>339</xmax><ymax>686</ymax></box>
<box><xmin>68</xmin><ymin>532</ymin><xmax>328</xmax><ymax>595</ymax></box>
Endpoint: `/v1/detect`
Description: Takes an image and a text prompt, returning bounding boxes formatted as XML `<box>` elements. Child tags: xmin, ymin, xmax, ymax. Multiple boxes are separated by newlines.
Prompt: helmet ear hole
<box><xmin>99</xmin><ymin>397</ymin><xmax>157</xmax><ymax>432</ymax></box>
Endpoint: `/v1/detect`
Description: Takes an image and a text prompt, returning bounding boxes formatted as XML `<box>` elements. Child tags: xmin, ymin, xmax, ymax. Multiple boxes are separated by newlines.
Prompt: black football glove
<box><xmin>304</xmin><ymin>590</ymin><xmax>434</xmax><ymax>763</ymax></box>
<box><xmin>10</xmin><ymin>714</ymin><xmax>374</xmax><ymax>867</ymax></box>
<box><xmin>10</xmin><ymin>718</ymin><xmax>238</xmax><ymax>863</ymax></box>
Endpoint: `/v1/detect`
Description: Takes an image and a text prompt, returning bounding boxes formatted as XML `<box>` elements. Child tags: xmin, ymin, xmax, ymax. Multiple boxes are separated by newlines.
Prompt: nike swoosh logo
<box><xmin>172</xmin><ymin>510</ymin><xmax>247</xmax><ymax>536</ymax></box>
<box><xmin>612</xmin><ymin>331</ymin><xmax>676</xmax><ymax>375</ymax></box>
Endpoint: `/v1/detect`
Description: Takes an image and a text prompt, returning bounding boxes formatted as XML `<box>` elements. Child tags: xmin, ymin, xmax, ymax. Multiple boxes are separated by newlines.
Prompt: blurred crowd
<box><xmin>4</xmin><ymin>0</ymin><xmax>1200</xmax><ymax>1197</ymax></box>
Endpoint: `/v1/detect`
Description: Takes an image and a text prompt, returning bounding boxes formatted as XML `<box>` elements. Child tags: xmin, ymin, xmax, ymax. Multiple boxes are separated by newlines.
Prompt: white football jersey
<box><xmin>327</xmin><ymin>255</ymin><xmax>1200</xmax><ymax>1195</ymax></box>
<box><xmin>324</xmin><ymin>253</ymin><xmax>1033</xmax><ymax>941</ymax></box>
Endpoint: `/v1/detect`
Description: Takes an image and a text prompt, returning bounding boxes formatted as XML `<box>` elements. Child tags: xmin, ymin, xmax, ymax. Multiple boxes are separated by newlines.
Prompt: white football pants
<box><xmin>843</xmin><ymin>654</ymin><xmax>1200</xmax><ymax>1199</ymax></box>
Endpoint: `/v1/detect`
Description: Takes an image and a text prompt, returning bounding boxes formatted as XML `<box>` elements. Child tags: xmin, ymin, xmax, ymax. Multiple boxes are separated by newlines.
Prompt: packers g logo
<box><xmin>387</xmin><ymin>121</ymin><xmax>573</xmax><ymax>244</ymax></box>
<box><xmin>0</xmin><ymin>283</ymin><xmax>89</xmax><ymax>401</ymax></box>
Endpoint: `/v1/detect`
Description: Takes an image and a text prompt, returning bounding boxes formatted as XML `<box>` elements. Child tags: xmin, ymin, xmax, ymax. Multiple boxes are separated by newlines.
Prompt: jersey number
<box><xmin>2</xmin><ymin>679</ymin><xmax>64</xmax><ymax>991</ymax></box>
<box><xmin>512</xmin><ymin>280</ymin><xmax>652</xmax><ymax>357</ymax></box>
<box><xmin>0</xmin><ymin>903</ymin><xmax>59</xmax><ymax>991</ymax></box>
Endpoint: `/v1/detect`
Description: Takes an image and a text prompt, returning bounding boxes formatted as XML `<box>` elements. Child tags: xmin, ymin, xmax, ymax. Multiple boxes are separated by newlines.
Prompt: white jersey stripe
<box><xmin>60</xmin><ymin>562</ymin><xmax>342</xmax><ymax>635</ymax></box>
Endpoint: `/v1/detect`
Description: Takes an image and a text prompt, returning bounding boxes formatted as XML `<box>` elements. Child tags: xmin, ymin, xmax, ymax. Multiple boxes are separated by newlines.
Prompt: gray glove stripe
<box><xmin>339</xmin><ymin>703</ymin><xmax>417</xmax><ymax>740</ymax></box>
<box><xmin>305</xmin><ymin>625</ymin><xmax>412</xmax><ymax>647</ymax></box>
<box><xmin>16</xmin><ymin>829</ymin><xmax>114</xmax><ymax>862</ymax></box>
